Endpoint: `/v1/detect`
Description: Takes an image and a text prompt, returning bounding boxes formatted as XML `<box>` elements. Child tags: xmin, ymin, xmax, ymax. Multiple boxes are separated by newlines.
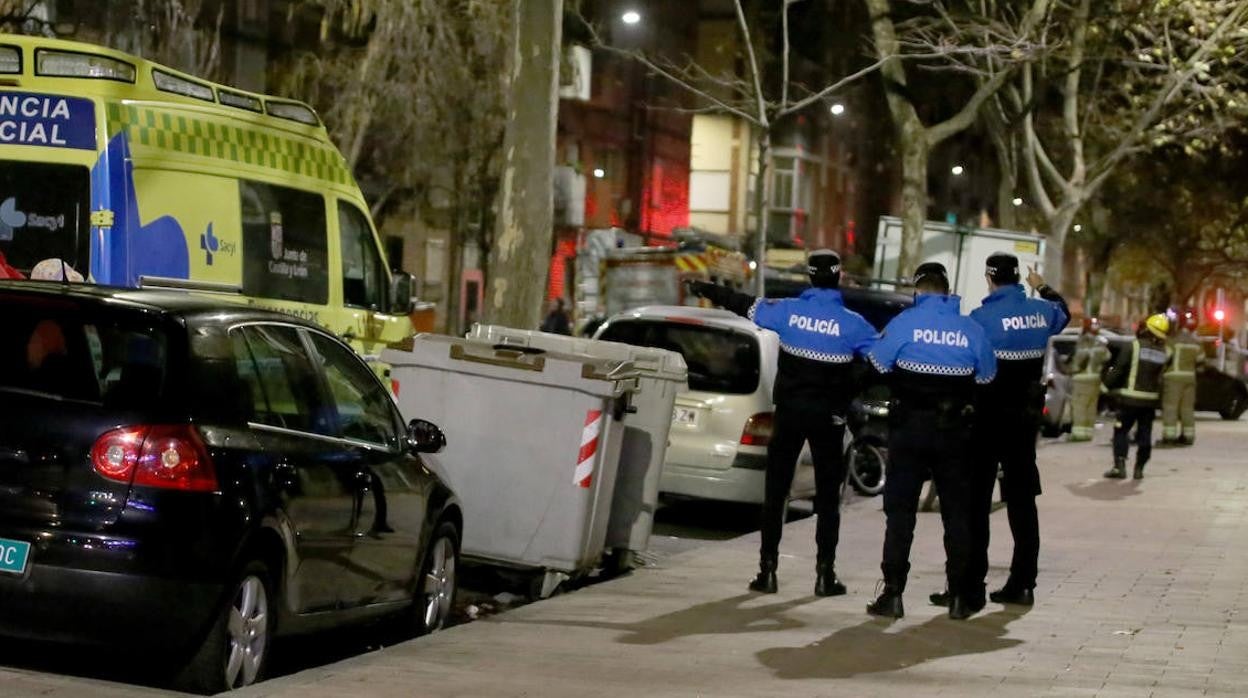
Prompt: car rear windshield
<box><xmin>0</xmin><ymin>295</ymin><xmax>170</xmax><ymax>407</ymax></box>
<box><xmin>0</xmin><ymin>160</ymin><xmax>90</xmax><ymax>275</ymax></box>
<box><xmin>599</xmin><ymin>319</ymin><xmax>760</xmax><ymax>394</ymax></box>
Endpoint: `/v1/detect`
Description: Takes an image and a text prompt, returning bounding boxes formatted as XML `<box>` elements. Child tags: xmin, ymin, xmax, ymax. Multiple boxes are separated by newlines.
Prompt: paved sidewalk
<box><xmin>237</xmin><ymin>417</ymin><xmax>1248</xmax><ymax>698</ymax></box>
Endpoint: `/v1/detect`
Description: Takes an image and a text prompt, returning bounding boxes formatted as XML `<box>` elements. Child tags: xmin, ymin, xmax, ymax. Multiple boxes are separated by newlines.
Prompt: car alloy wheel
<box><xmin>225</xmin><ymin>574</ymin><xmax>269</xmax><ymax>689</ymax></box>
<box><xmin>422</xmin><ymin>534</ymin><xmax>457</xmax><ymax>632</ymax></box>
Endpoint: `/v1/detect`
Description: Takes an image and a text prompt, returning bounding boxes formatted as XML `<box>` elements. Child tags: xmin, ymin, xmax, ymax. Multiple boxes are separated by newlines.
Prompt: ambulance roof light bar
<box><xmin>36</xmin><ymin>49</ymin><xmax>136</xmax><ymax>83</ymax></box>
<box><xmin>265</xmin><ymin>100</ymin><xmax>320</xmax><ymax>126</ymax></box>
<box><xmin>152</xmin><ymin>68</ymin><xmax>215</xmax><ymax>103</ymax></box>
<box><xmin>0</xmin><ymin>46</ymin><xmax>20</xmax><ymax>74</ymax></box>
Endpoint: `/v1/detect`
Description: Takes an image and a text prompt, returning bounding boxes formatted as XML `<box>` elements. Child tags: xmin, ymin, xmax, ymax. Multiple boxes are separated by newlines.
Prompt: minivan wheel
<box><xmin>176</xmin><ymin>561</ymin><xmax>273</xmax><ymax>694</ymax></box>
<box><xmin>415</xmin><ymin>522</ymin><xmax>459</xmax><ymax>635</ymax></box>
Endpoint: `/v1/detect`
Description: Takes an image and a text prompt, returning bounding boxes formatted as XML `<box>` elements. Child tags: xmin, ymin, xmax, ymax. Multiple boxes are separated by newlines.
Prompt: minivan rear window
<box><xmin>0</xmin><ymin>296</ymin><xmax>169</xmax><ymax>407</ymax></box>
<box><xmin>599</xmin><ymin>320</ymin><xmax>760</xmax><ymax>394</ymax></box>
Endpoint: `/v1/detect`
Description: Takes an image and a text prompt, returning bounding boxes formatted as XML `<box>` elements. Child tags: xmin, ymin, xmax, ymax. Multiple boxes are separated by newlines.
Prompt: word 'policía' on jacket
<box><xmin>868</xmin><ymin>293</ymin><xmax>996</xmax><ymax>407</ymax></box>
<box><xmin>747</xmin><ymin>288</ymin><xmax>877</xmax><ymax>405</ymax></box>
<box><xmin>690</xmin><ymin>281</ymin><xmax>876</xmax><ymax>407</ymax></box>
<box><xmin>970</xmin><ymin>283</ymin><xmax>1069</xmax><ymax>392</ymax></box>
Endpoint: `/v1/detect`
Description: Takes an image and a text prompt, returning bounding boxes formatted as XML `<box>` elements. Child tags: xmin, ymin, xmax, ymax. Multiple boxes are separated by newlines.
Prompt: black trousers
<box><xmin>1113</xmin><ymin>404</ymin><xmax>1156</xmax><ymax>465</ymax></box>
<box><xmin>881</xmin><ymin>409</ymin><xmax>972</xmax><ymax>594</ymax></box>
<box><xmin>759</xmin><ymin>400</ymin><xmax>847</xmax><ymax>566</ymax></box>
<box><xmin>967</xmin><ymin>399</ymin><xmax>1043</xmax><ymax>593</ymax></box>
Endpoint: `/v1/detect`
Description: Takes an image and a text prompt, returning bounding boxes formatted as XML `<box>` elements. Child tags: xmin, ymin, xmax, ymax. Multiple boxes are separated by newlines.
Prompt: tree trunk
<box><xmin>752</xmin><ymin>127</ymin><xmax>771</xmax><ymax>296</ymax></box>
<box><xmin>897</xmin><ymin>127</ymin><xmax>929</xmax><ymax>279</ymax></box>
<box><xmin>1043</xmin><ymin>203</ymin><xmax>1079</xmax><ymax>294</ymax></box>
<box><xmin>485</xmin><ymin>0</ymin><xmax>562</xmax><ymax>329</ymax></box>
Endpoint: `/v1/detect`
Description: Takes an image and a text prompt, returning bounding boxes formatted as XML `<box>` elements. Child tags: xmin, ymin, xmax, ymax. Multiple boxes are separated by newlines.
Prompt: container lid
<box><xmin>384</xmin><ymin>334</ymin><xmax>639</xmax><ymax>399</ymax></box>
<box><xmin>466</xmin><ymin>324</ymin><xmax>687</xmax><ymax>382</ymax></box>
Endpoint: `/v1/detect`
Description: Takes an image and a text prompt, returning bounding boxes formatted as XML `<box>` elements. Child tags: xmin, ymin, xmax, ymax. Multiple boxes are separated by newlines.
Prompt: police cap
<box><xmin>913</xmin><ymin>262</ymin><xmax>949</xmax><ymax>293</ymax></box>
<box><xmin>807</xmin><ymin>249</ymin><xmax>841</xmax><ymax>288</ymax></box>
<box><xmin>986</xmin><ymin>252</ymin><xmax>1020</xmax><ymax>285</ymax></box>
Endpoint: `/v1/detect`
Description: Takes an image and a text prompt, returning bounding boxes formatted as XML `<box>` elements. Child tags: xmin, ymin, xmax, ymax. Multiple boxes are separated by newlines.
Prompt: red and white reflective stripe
<box><xmin>575</xmin><ymin>409</ymin><xmax>603</xmax><ymax>488</ymax></box>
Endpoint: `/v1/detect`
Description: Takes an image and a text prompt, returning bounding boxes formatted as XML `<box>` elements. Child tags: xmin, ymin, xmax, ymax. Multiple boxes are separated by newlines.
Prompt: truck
<box><xmin>873</xmin><ymin>216</ymin><xmax>1048</xmax><ymax>312</ymax></box>
<box><xmin>574</xmin><ymin>229</ymin><xmax>751</xmax><ymax>332</ymax></box>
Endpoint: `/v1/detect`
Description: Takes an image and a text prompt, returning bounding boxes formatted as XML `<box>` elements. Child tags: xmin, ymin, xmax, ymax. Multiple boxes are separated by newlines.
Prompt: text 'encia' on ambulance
<box><xmin>0</xmin><ymin>36</ymin><xmax>416</xmax><ymax>352</ymax></box>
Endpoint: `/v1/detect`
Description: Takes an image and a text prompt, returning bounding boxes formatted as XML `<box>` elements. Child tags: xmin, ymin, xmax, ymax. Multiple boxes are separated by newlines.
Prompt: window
<box><xmin>599</xmin><ymin>320</ymin><xmax>760</xmax><ymax>394</ymax></box>
<box><xmin>771</xmin><ymin>156</ymin><xmax>795</xmax><ymax>209</ymax></box>
<box><xmin>0</xmin><ymin>296</ymin><xmax>168</xmax><ymax>408</ymax></box>
<box><xmin>308</xmin><ymin>333</ymin><xmax>399</xmax><ymax>448</ymax></box>
<box><xmin>231</xmin><ymin>325</ymin><xmax>330</xmax><ymax>435</ymax></box>
<box><xmin>338</xmin><ymin>202</ymin><xmax>385</xmax><ymax>310</ymax></box>
<box><xmin>0</xmin><ymin>160</ymin><xmax>90</xmax><ymax>274</ymax></box>
<box><xmin>240</xmin><ymin>181</ymin><xmax>329</xmax><ymax>304</ymax></box>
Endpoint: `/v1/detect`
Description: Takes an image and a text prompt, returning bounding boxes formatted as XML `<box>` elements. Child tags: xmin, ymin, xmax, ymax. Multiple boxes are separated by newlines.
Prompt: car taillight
<box><xmin>740</xmin><ymin>412</ymin><xmax>774</xmax><ymax>446</ymax></box>
<box><xmin>91</xmin><ymin>425</ymin><xmax>218</xmax><ymax>492</ymax></box>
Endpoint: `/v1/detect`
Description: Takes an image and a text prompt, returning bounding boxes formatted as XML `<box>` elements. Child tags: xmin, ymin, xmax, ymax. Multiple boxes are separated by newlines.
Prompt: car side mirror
<box><xmin>390</xmin><ymin>271</ymin><xmax>416</xmax><ymax>315</ymax></box>
<box><xmin>407</xmin><ymin>418</ymin><xmax>446</xmax><ymax>454</ymax></box>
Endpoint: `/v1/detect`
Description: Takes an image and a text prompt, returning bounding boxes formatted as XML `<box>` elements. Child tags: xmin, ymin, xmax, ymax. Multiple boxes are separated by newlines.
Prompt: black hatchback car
<box><xmin>0</xmin><ymin>282</ymin><xmax>461</xmax><ymax>693</ymax></box>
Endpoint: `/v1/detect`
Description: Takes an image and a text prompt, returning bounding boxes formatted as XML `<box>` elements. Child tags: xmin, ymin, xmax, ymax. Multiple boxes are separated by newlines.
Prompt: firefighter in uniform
<box><xmin>865</xmin><ymin>262</ymin><xmax>996</xmax><ymax>620</ymax></box>
<box><xmin>686</xmin><ymin>250</ymin><xmax>876</xmax><ymax>595</ymax></box>
<box><xmin>1104</xmin><ymin>315</ymin><xmax>1172</xmax><ymax>478</ymax></box>
<box><xmin>948</xmin><ymin>253</ymin><xmax>1068</xmax><ymax>611</ymax></box>
<box><xmin>1068</xmin><ymin>317</ymin><xmax>1111</xmax><ymax>442</ymax></box>
<box><xmin>1161</xmin><ymin>311</ymin><xmax>1205</xmax><ymax>446</ymax></box>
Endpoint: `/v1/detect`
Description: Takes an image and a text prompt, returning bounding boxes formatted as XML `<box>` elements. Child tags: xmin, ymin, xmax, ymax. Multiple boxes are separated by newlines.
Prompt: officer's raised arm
<box><xmin>685</xmin><ymin>280</ymin><xmax>757</xmax><ymax>318</ymax></box>
<box><xmin>1026</xmin><ymin>265</ymin><xmax>1070</xmax><ymax>332</ymax></box>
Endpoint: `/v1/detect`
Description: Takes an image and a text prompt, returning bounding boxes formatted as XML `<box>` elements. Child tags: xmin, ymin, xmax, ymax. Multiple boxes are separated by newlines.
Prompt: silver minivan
<box><xmin>595</xmin><ymin>305</ymin><xmax>816</xmax><ymax>504</ymax></box>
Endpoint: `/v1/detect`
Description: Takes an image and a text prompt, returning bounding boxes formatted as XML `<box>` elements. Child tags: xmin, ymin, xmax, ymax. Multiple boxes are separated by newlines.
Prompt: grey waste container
<box><xmin>382</xmin><ymin>335</ymin><xmax>637</xmax><ymax>597</ymax></box>
<box><xmin>466</xmin><ymin>325</ymin><xmax>687</xmax><ymax>565</ymax></box>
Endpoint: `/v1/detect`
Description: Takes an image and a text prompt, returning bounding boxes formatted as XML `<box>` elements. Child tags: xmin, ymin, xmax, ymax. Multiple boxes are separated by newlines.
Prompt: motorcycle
<box><xmin>844</xmin><ymin>384</ymin><xmax>890</xmax><ymax>496</ymax></box>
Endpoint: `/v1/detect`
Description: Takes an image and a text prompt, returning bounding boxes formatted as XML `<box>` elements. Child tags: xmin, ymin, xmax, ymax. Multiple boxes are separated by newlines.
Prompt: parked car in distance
<box><xmin>0</xmin><ymin>281</ymin><xmax>460</xmax><ymax>694</ymax></box>
<box><xmin>595</xmin><ymin>305</ymin><xmax>816</xmax><ymax>504</ymax></box>
<box><xmin>1041</xmin><ymin>329</ymin><xmax>1248</xmax><ymax>436</ymax></box>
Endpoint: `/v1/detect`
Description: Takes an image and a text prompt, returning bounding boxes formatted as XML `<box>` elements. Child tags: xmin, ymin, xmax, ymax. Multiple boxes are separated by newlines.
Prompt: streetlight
<box><xmin>1074</xmin><ymin>224</ymin><xmax>1083</xmax><ymax>232</ymax></box>
<box><xmin>951</xmin><ymin>165</ymin><xmax>965</xmax><ymax>176</ymax></box>
<box><xmin>592</xmin><ymin>168</ymin><xmax>606</xmax><ymax>179</ymax></box>
<box><xmin>621</xmin><ymin>10</ymin><xmax>641</xmax><ymax>24</ymax></box>
<box><xmin>830</xmin><ymin>103</ymin><xmax>845</xmax><ymax>116</ymax></box>
<box><xmin>1012</xmin><ymin>197</ymin><xmax>1023</xmax><ymax>206</ymax></box>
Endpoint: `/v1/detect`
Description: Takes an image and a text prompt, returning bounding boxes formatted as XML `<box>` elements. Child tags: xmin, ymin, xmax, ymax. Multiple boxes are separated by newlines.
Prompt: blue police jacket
<box><xmin>749</xmin><ymin>288</ymin><xmax>877</xmax><ymax>364</ymax></box>
<box><xmin>868</xmin><ymin>293</ymin><xmax>996</xmax><ymax>388</ymax></box>
<box><xmin>969</xmin><ymin>284</ymin><xmax>1069</xmax><ymax>362</ymax></box>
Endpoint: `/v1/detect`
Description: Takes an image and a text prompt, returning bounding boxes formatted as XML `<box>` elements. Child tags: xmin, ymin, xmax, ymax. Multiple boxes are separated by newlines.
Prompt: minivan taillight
<box><xmin>740</xmin><ymin>412</ymin><xmax>774</xmax><ymax>446</ymax></box>
<box><xmin>91</xmin><ymin>425</ymin><xmax>218</xmax><ymax>492</ymax></box>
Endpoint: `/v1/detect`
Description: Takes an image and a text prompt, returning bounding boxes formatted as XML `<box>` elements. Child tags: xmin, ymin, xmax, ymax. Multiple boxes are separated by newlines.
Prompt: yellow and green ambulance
<box><xmin>0</xmin><ymin>34</ymin><xmax>413</xmax><ymax>356</ymax></box>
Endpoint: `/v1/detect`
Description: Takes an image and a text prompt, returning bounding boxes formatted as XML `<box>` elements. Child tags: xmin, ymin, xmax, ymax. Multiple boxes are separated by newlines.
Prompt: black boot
<box><xmin>814</xmin><ymin>562</ymin><xmax>847</xmax><ymax>597</ymax></box>
<box><xmin>1104</xmin><ymin>457</ymin><xmax>1127</xmax><ymax>479</ymax></box>
<box><xmin>989</xmin><ymin>583</ymin><xmax>1035</xmax><ymax>606</ymax></box>
<box><xmin>948</xmin><ymin>595</ymin><xmax>975</xmax><ymax>620</ymax></box>
<box><xmin>1133</xmin><ymin>463</ymin><xmax>1145</xmax><ymax>480</ymax></box>
<box><xmin>867</xmin><ymin>585</ymin><xmax>904</xmax><ymax>618</ymax></box>
<box><xmin>748</xmin><ymin>558</ymin><xmax>778</xmax><ymax>594</ymax></box>
<box><xmin>931</xmin><ymin>588</ymin><xmax>984</xmax><ymax>612</ymax></box>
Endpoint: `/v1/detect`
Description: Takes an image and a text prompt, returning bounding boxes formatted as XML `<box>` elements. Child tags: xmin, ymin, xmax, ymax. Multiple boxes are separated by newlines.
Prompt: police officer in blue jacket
<box><xmin>687</xmin><ymin>250</ymin><xmax>876</xmax><ymax>596</ymax></box>
<box><xmin>865</xmin><ymin>262</ymin><xmax>996</xmax><ymax>620</ymax></box>
<box><xmin>947</xmin><ymin>253</ymin><xmax>1068</xmax><ymax>610</ymax></box>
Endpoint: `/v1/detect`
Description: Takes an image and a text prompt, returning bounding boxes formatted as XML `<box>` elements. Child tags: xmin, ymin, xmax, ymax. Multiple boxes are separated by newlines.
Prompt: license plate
<box><xmin>0</xmin><ymin>537</ymin><xmax>30</xmax><ymax>575</ymax></box>
<box><xmin>673</xmin><ymin>407</ymin><xmax>698</xmax><ymax>426</ymax></box>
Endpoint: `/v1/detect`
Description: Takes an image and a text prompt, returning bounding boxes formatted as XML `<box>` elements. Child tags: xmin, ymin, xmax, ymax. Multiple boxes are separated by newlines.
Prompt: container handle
<box><xmin>449</xmin><ymin>344</ymin><xmax>546</xmax><ymax>372</ymax></box>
